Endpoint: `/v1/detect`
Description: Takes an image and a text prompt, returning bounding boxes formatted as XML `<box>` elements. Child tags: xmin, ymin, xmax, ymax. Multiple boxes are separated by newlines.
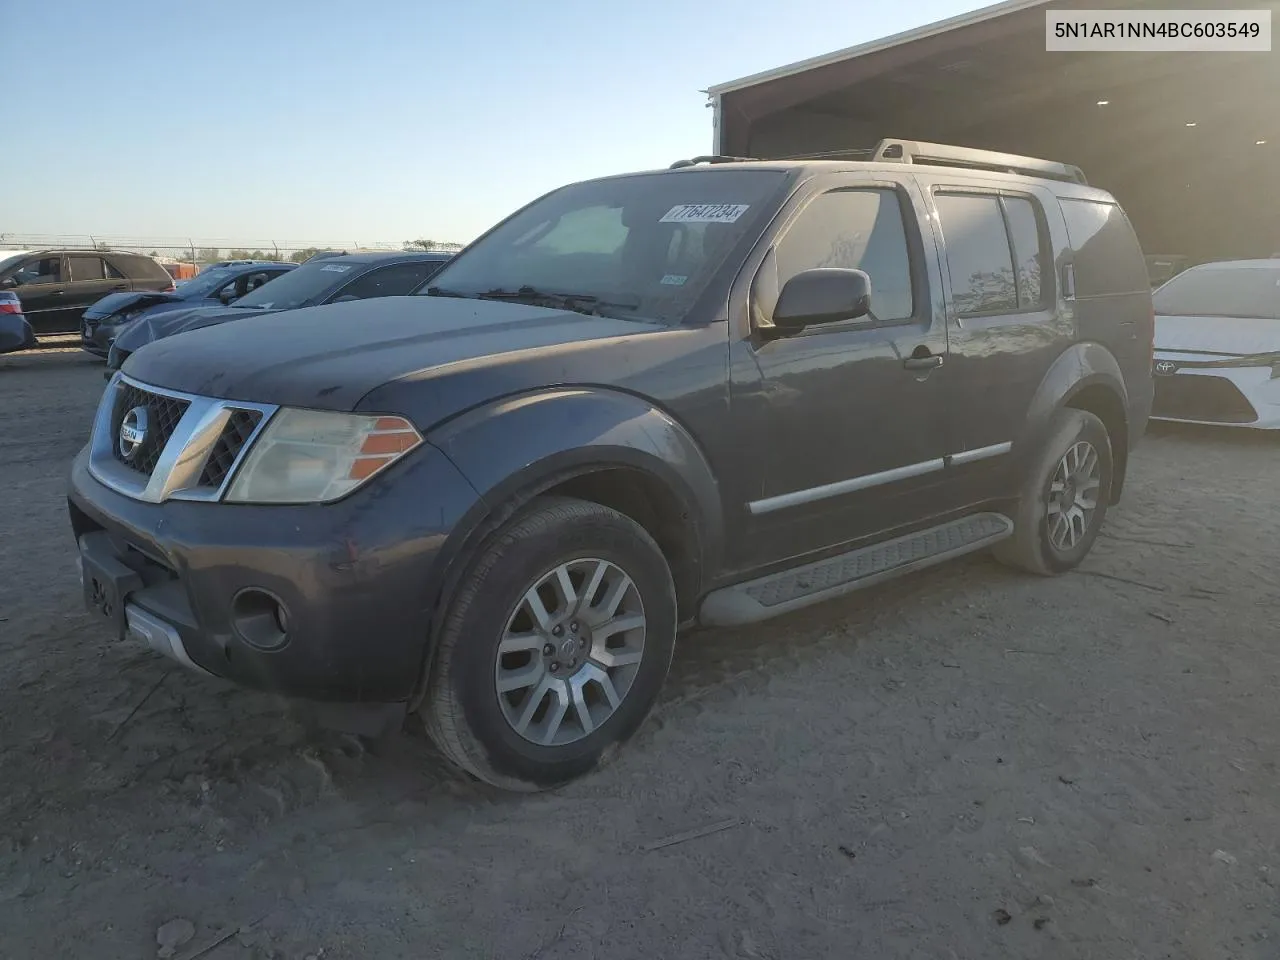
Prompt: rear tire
<box><xmin>994</xmin><ymin>409</ymin><xmax>1113</xmax><ymax>576</ymax></box>
<box><xmin>422</xmin><ymin>496</ymin><xmax>676</xmax><ymax>791</ymax></box>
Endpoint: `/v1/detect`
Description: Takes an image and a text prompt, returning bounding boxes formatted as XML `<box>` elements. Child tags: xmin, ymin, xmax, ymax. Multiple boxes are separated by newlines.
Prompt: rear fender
<box><xmin>1019</xmin><ymin>342</ymin><xmax>1131</xmax><ymax>500</ymax></box>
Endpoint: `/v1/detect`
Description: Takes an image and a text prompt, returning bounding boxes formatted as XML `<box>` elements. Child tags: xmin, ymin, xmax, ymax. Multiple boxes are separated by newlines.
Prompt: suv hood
<box><xmin>123</xmin><ymin>296</ymin><xmax>670</xmax><ymax>411</ymax></box>
<box><xmin>1155</xmin><ymin>314</ymin><xmax>1280</xmax><ymax>357</ymax></box>
<box><xmin>113</xmin><ymin>303</ymin><xmax>279</xmax><ymax>352</ymax></box>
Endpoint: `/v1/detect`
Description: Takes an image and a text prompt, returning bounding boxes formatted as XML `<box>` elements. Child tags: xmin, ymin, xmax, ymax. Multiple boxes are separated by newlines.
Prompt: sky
<box><xmin>8</xmin><ymin>0</ymin><xmax>987</xmax><ymax>247</ymax></box>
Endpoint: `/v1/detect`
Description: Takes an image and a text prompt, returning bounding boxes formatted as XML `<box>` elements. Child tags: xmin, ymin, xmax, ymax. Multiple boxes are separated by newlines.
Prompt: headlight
<box><xmin>226</xmin><ymin>409</ymin><xmax>423</xmax><ymax>504</ymax></box>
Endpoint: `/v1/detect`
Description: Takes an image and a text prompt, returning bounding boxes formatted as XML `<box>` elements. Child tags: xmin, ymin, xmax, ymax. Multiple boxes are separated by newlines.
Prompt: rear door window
<box><xmin>1059</xmin><ymin>199</ymin><xmax>1148</xmax><ymax>297</ymax></box>
<box><xmin>1003</xmin><ymin>196</ymin><xmax>1047</xmax><ymax>309</ymax></box>
<box><xmin>934</xmin><ymin>193</ymin><xmax>1018</xmax><ymax>316</ymax></box>
<box><xmin>67</xmin><ymin>256</ymin><xmax>107</xmax><ymax>281</ymax></box>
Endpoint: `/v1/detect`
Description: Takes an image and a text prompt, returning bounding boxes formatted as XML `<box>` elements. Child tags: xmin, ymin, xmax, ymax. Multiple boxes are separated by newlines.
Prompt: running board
<box><xmin>699</xmin><ymin>513</ymin><xmax>1014</xmax><ymax>627</ymax></box>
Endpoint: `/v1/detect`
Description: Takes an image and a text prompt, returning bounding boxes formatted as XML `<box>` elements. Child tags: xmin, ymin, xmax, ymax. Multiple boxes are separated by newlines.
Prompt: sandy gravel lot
<box><xmin>2</xmin><ymin>348</ymin><xmax>1279</xmax><ymax>960</ymax></box>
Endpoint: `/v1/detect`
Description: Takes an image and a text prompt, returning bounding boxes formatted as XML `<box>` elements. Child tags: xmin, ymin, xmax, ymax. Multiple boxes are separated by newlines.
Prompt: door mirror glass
<box><xmin>772</xmin><ymin>268</ymin><xmax>871</xmax><ymax>331</ymax></box>
<box><xmin>0</xmin><ymin>276</ymin><xmax>16</xmax><ymax>289</ymax></box>
<box><xmin>218</xmin><ymin>287</ymin><xmax>238</xmax><ymax>304</ymax></box>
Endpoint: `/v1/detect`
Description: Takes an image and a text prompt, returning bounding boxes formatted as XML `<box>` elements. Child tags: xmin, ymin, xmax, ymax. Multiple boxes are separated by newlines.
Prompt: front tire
<box><xmin>994</xmin><ymin>409</ymin><xmax>1113</xmax><ymax>576</ymax></box>
<box><xmin>422</xmin><ymin>496</ymin><xmax>677</xmax><ymax>791</ymax></box>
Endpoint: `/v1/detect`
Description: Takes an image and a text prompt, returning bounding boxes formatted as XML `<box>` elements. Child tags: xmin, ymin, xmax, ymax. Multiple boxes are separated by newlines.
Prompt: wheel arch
<box><xmin>1021</xmin><ymin>342</ymin><xmax>1131</xmax><ymax>503</ymax></box>
<box><xmin>410</xmin><ymin>388</ymin><xmax>723</xmax><ymax>706</ymax></box>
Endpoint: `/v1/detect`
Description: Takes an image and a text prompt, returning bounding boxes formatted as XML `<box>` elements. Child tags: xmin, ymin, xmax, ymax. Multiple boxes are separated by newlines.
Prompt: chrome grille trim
<box><xmin>88</xmin><ymin>372</ymin><xmax>279</xmax><ymax>504</ymax></box>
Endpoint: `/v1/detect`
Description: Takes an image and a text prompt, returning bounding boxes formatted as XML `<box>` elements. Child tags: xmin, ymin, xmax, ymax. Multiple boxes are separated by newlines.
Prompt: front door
<box><xmin>2</xmin><ymin>255</ymin><xmax>71</xmax><ymax>334</ymax></box>
<box><xmin>730</xmin><ymin>175</ymin><xmax>953</xmax><ymax>568</ymax></box>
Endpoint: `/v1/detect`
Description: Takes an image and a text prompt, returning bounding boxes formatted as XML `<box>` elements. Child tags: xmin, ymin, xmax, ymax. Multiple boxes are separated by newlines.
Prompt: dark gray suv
<box><xmin>68</xmin><ymin>140</ymin><xmax>1153</xmax><ymax>791</ymax></box>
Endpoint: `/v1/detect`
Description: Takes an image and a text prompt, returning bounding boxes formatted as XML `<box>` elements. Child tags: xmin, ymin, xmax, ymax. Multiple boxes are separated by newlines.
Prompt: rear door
<box><xmin>915</xmin><ymin>176</ymin><xmax>1074</xmax><ymax>506</ymax></box>
<box><xmin>67</xmin><ymin>255</ymin><xmax>128</xmax><ymax>331</ymax></box>
<box><xmin>730</xmin><ymin>173</ymin><xmax>953</xmax><ymax>568</ymax></box>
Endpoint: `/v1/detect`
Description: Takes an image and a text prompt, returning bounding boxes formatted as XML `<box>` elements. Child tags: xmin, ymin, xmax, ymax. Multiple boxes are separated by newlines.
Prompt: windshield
<box><xmin>421</xmin><ymin>169</ymin><xmax>787</xmax><ymax>323</ymax></box>
<box><xmin>175</xmin><ymin>267</ymin><xmax>238</xmax><ymax>299</ymax></box>
<box><xmin>0</xmin><ymin>254</ymin><xmax>27</xmax><ymax>275</ymax></box>
<box><xmin>1154</xmin><ymin>265</ymin><xmax>1280</xmax><ymax>319</ymax></box>
<box><xmin>232</xmin><ymin>260</ymin><xmax>354</xmax><ymax>310</ymax></box>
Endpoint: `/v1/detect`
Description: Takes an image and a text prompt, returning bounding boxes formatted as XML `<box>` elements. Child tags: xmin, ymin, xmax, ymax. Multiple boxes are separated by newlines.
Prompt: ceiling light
<box><xmin>1096</xmin><ymin>99</ymin><xmax>1110</xmax><ymax>106</ymax></box>
<box><xmin>1185</xmin><ymin>122</ymin><xmax>1197</xmax><ymax>127</ymax></box>
<box><xmin>1257</xmin><ymin>139</ymin><xmax>1268</xmax><ymax>145</ymax></box>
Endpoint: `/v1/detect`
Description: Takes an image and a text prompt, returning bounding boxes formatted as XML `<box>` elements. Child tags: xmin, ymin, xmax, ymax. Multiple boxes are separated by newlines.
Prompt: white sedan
<box><xmin>1151</xmin><ymin>259</ymin><xmax>1280</xmax><ymax>428</ymax></box>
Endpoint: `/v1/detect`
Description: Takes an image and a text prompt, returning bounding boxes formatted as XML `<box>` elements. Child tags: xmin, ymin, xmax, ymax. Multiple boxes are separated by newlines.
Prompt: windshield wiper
<box><xmin>476</xmin><ymin>286</ymin><xmax>641</xmax><ymax>317</ymax></box>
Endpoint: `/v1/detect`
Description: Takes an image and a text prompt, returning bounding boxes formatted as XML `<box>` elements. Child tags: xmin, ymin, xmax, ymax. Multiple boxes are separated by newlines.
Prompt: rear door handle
<box><xmin>903</xmin><ymin>354</ymin><xmax>944</xmax><ymax>371</ymax></box>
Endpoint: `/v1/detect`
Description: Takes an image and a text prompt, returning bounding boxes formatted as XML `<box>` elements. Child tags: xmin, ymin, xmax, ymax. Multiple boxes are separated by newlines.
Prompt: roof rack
<box><xmin>669</xmin><ymin>155</ymin><xmax>755</xmax><ymax>169</ymax></box>
<box><xmin>871</xmin><ymin>139</ymin><xmax>1088</xmax><ymax>185</ymax></box>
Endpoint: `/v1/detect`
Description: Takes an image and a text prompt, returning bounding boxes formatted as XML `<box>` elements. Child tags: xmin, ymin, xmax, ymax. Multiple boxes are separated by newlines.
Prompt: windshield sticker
<box><xmin>660</xmin><ymin>204</ymin><xmax>750</xmax><ymax>224</ymax></box>
<box><xmin>319</xmin><ymin>264</ymin><xmax>353</xmax><ymax>273</ymax></box>
<box><xmin>660</xmin><ymin>274</ymin><xmax>688</xmax><ymax>286</ymax></box>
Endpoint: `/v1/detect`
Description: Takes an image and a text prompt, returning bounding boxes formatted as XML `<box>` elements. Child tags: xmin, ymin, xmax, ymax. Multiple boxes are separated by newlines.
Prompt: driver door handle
<box><xmin>903</xmin><ymin>354</ymin><xmax>944</xmax><ymax>371</ymax></box>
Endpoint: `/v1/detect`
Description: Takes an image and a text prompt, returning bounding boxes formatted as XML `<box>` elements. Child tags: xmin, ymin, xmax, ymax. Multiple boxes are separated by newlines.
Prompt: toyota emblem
<box><xmin>118</xmin><ymin>406</ymin><xmax>151</xmax><ymax>461</ymax></box>
<box><xmin>1154</xmin><ymin>360</ymin><xmax>1177</xmax><ymax>376</ymax></box>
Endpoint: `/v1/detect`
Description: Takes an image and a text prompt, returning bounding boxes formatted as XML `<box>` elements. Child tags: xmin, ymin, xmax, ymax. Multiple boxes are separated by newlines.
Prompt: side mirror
<box><xmin>0</xmin><ymin>277</ymin><xmax>17</xmax><ymax>289</ymax></box>
<box><xmin>218</xmin><ymin>288</ymin><xmax>238</xmax><ymax>304</ymax></box>
<box><xmin>771</xmin><ymin>268</ymin><xmax>872</xmax><ymax>332</ymax></box>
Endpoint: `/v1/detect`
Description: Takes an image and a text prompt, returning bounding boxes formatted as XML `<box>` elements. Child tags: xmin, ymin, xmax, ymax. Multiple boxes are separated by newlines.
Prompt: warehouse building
<box><xmin>707</xmin><ymin>0</ymin><xmax>1279</xmax><ymax>266</ymax></box>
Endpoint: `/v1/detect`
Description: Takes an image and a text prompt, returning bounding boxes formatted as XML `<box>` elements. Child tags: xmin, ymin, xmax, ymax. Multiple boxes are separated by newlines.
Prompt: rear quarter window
<box><xmin>115</xmin><ymin>254</ymin><xmax>174</xmax><ymax>283</ymax></box>
<box><xmin>1058</xmin><ymin>198</ymin><xmax>1148</xmax><ymax>297</ymax></box>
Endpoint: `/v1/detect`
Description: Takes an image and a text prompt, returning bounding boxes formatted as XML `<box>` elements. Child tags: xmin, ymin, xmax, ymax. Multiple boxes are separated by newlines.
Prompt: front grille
<box><xmin>1152</xmin><ymin>374</ymin><xmax>1258</xmax><ymax>424</ymax></box>
<box><xmin>198</xmin><ymin>409</ymin><xmax>263</xmax><ymax>488</ymax></box>
<box><xmin>111</xmin><ymin>383</ymin><xmax>191</xmax><ymax>476</ymax></box>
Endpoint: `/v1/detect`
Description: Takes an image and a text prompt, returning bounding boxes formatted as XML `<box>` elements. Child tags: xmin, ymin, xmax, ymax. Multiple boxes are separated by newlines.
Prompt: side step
<box><xmin>699</xmin><ymin>513</ymin><xmax>1014</xmax><ymax>627</ymax></box>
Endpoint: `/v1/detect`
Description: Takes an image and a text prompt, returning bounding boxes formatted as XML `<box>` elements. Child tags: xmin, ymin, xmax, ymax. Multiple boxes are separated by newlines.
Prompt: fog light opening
<box><xmin>231</xmin><ymin>588</ymin><xmax>292</xmax><ymax>652</ymax></box>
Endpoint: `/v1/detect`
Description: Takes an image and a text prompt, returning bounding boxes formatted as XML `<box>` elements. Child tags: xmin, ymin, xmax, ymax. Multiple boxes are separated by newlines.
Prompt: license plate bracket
<box><xmin>78</xmin><ymin>532</ymin><xmax>144</xmax><ymax>641</ymax></box>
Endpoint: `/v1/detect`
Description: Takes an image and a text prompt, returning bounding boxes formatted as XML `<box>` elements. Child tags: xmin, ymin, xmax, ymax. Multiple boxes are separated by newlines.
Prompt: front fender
<box><xmin>424</xmin><ymin>383</ymin><xmax>723</xmax><ymax>608</ymax></box>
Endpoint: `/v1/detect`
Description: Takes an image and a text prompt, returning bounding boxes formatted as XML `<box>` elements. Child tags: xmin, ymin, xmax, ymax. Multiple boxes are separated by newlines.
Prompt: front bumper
<box><xmin>68</xmin><ymin>441</ymin><xmax>483</xmax><ymax>707</ymax></box>
<box><xmin>80</xmin><ymin>316</ymin><xmax>120</xmax><ymax>356</ymax></box>
<box><xmin>1151</xmin><ymin>353</ymin><xmax>1280</xmax><ymax>428</ymax></box>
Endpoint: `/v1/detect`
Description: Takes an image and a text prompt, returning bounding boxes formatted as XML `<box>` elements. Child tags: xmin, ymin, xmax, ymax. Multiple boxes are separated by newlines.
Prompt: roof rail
<box><xmin>871</xmin><ymin>138</ymin><xmax>1088</xmax><ymax>185</ymax></box>
<box><xmin>669</xmin><ymin>155</ymin><xmax>755</xmax><ymax>169</ymax></box>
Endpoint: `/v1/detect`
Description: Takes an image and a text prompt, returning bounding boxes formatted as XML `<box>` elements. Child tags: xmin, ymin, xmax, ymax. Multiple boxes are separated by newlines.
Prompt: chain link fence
<box><xmin>0</xmin><ymin>234</ymin><xmax>467</xmax><ymax>267</ymax></box>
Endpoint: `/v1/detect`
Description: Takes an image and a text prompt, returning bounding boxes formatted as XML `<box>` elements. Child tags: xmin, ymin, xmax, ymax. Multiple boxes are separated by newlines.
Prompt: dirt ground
<box><xmin>3</xmin><ymin>348</ymin><xmax>1280</xmax><ymax>960</ymax></box>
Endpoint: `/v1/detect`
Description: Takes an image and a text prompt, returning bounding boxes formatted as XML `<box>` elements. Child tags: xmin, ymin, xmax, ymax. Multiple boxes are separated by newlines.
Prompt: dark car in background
<box><xmin>0</xmin><ymin>249</ymin><xmax>175</xmax><ymax>334</ymax></box>
<box><xmin>81</xmin><ymin>261</ymin><xmax>296</xmax><ymax>357</ymax></box>
<box><xmin>0</xmin><ymin>291</ymin><xmax>36</xmax><ymax>354</ymax></box>
<box><xmin>106</xmin><ymin>251</ymin><xmax>452</xmax><ymax>371</ymax></box>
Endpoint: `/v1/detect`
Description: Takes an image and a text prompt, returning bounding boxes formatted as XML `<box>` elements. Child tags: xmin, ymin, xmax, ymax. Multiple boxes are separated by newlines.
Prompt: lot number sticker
<box><xmin>660</xmin><ymin>204</ymin><xmax>749</xmax><ymax>224</ymax></box>
<box><xmin>320</xmin><ymin>264</ymin><xmax>353</xmax><ymax>273</ymax></box>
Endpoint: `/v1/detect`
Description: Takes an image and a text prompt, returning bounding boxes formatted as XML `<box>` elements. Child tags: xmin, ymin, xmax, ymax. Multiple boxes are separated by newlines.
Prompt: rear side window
<box><xmin>935</xmin><ymin>194</ymin><xmax>1017</xmax><ymax>315</ymax></box>
<box><xmin>1059</xmin><ymin>199</ymin><xmax>1148</xmax><ymax>297</ymax></box>
<box><xmin>774</xmin><ymin>188</ymin><xmax>916</xmax><ymax>322</ymax></box>
<box><xmin>68</xmin><ymin>256</ymin><xmax>106</xmax><ymax>281</ymax></box>
<box><xmin>115</xmin><ymin>253</ymin><xmax>174</xmax><ymax>282</ymax></box>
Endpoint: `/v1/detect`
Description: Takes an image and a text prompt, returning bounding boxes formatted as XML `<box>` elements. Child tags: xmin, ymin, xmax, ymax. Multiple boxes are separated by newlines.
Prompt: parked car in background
<box><xmin>1145</xmin><ymin>253</ymin><xmax>1189</xmax><ymax>288</ymax></box>
<box><xmin>105</xmin><ymin>251</ymin><xmax>452</xmax><ymax>370</ymax></box>
<box><xmin>0</xmin><ymin>249</ymin><xmax>174</xmax><ymax>334</ymax></box>
<box><xmin>1151</xmin><ymin>259</ymin><xmax>1280</xmax><ymax>427</ymax></box>
<box><xmin>0</xmin><ymin>291</ymin><xmax>36</xmax><ymax>354</ymax></box>
<box><xmin>81</xmin><ymin>261</ymin><xmax>296</xmax><ymax>358</ymax></box>
<box><xmin>199</xmin><ymin>259</ymin><xmax>260</xmax><ymax>273</ymax></box>
<box><xmin>71</xmin><ymin>140</ymin><xmax>1152</xmax><ymax>791</ymax></box>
